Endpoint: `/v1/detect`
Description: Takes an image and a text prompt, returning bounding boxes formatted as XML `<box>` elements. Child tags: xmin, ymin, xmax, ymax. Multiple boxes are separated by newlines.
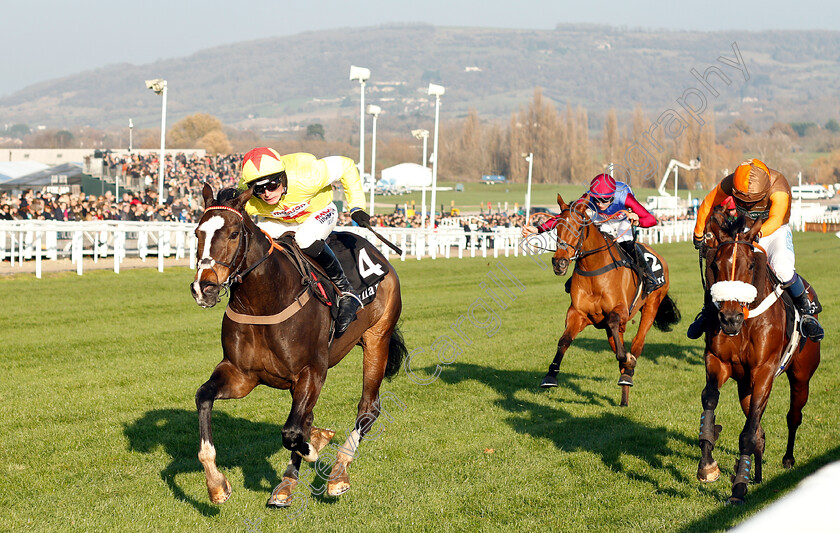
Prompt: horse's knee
<box><xmin>282</xmin><ymin>426</ymin><xmax>305</xmax><ymax>450</ymax></box>
<box><xmin>196</xmin><ymin>381</ymin><xmax>217</xmax><ymax>409</ymax></box>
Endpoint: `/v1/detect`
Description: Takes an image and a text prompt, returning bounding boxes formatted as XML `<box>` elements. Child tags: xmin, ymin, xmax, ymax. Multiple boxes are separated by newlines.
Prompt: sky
<box><xmin>1</xmin><ymin>0</ymin><xmax>836</xmax><ymax>97</ymax></box>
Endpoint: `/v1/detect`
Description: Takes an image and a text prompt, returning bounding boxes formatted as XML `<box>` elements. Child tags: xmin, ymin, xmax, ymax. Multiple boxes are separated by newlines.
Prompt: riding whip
<box><xmin>360</xmin><ymin>222</ymin><xmax>403</xmax><ymax>255</ymax></box>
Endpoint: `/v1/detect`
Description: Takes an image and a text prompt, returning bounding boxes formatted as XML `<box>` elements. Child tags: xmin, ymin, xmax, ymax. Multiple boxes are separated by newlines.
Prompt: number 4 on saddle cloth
<box><xmin>277</xmin><ymin>231</ymin><xmax>390</xmax><ymax>319</ymax></box>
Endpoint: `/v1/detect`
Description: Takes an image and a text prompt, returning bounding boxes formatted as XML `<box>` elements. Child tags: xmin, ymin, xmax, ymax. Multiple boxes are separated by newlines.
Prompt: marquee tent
<box><xmin>379</xmin><ymin>163</ymin><xmax>432</xmax><ymax>190</ymax></box>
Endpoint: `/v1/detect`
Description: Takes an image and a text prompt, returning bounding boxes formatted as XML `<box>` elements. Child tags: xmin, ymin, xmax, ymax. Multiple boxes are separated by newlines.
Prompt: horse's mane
<box><xmin>721</xmin><ymin>215</ymin><xmax>748</xmax><ymax>239</ymax></box>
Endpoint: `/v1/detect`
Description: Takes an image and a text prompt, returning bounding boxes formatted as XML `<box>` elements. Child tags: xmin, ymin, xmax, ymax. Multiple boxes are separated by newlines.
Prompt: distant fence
<box><xmin>0</xmin><ymin>221</ymin><xmax>195</xmax><ymax>278</ymax></box>
<box><xmin>6</xmin><ymin>214</ymin><xmax>833</xmax><ymax>278</ymax></box>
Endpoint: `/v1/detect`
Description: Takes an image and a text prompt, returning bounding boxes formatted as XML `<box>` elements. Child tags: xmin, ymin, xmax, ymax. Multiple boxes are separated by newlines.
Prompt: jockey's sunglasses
<box><xmin>253</xmin><ymin>178</ymin><xmax>281</xmax><ymax>196</ymax></box>
<box><xmin>594</xmin><ymin>196</ymin><xmax>613</xmax><ymax>205</ymax></box>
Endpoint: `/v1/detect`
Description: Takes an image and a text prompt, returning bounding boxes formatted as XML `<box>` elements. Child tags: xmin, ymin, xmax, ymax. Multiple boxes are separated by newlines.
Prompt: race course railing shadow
<box><xmin>677</xmin><ymin>445</ymin><xmax>840</xmax><ymax>532</ymax></box>
<box><xmin>436</xmin><ymin>362</ymin><xmax>702</xmax><ymax>498</ymax></box>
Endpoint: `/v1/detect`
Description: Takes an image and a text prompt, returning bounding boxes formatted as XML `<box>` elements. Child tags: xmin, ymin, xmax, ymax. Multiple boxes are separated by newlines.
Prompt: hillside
<box><xmin>2</xmin><ymin>24</ymin><xmax>840</xmax><ymax>132</ymax></box>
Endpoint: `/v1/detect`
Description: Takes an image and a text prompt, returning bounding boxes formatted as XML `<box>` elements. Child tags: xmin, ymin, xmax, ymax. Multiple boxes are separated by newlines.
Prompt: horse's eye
<box><xmin>230</xmin><ymin>231</ymin><xmax>239</xmax><ymax>239</ymax></box>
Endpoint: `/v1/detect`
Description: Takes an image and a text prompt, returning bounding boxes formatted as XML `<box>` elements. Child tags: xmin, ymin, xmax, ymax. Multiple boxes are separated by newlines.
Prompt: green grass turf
<box><xmin>0</xmin><ymin>232</ymin><xmax>837</xmax><ymax>532</ymax></box>
<box><xmin>372</xmin><ymin>181</ymin><xmax>707</xmax><ymax>215</ymax></box>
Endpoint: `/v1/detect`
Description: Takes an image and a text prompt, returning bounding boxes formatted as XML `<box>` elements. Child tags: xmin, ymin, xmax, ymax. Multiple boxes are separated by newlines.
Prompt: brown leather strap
<box><xmin>224</xmin><ymin>289</ymin><xmax>311</xmax><ymax>325</ymax></box>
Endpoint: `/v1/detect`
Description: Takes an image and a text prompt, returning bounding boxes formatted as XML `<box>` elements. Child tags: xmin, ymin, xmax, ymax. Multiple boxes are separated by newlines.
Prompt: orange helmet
<box><xmin>732</xmin><ymin>159</ymin><xmax>770</xmax><ymax>203</ymax></box>
<box><xmin>239</xmin><ymin>147</ymin><xmax>286</xmax><ymax>189</ymax></box>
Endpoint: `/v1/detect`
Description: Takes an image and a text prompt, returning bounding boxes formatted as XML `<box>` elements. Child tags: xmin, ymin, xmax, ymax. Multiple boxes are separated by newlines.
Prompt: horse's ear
<box><xmin>556</xmin><ymin>194</ymin><xmax>568</xmax><ymax>209</ymax></box>
<box><xmin>230</xmin><ymin>186</ymin><xmax>253</xmax><ymax>211</ymax></box>
<box><xmin>708</xmin><ymin>210</ymin><xmax>725</xmax><ymax>242</ymax></box>
<box><xmin>202</xmin><ymin>182</ymin><xmax>214</xmax><ymax>208</ymax></box>
<box><xmin>745</xmin><ymin>217</ymin><xmax>763</xmax><ymax>242</ymax></box>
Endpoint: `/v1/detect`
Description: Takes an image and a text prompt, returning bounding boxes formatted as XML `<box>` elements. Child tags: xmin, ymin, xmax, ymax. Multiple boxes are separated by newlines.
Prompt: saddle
<box><xmin>277</xmin><ymin>231</ymin><xmax>390</xmax><ymax>312</ymax></box>
<box><xmin>275</xmin><ymin>234</ymin><xmax>341</xmax><ymax>320</ymax></box>
<box><xmin>568</xmin><ymin>233</ymin><xmax>649</xmax><ymax>284</ymax></box>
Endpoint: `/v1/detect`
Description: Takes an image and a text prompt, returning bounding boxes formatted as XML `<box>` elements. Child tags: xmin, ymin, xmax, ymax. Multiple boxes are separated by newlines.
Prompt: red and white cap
<box><xmin>589</xmin><ymin>173</ymin><xmax>617</xmax><ymax>199</ymax></box>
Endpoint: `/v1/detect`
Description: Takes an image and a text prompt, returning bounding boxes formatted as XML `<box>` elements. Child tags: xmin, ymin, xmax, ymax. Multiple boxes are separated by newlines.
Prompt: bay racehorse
<box><xmin>189</xmin><ymin>184</ymin><xmax>406</xmax><ymax>507</ymax></box>
<box><xmin>696</xmin><ymin>210</ymin><xmax>820</xmax><ymax>504</ymax></box>
<box><xmin>540</xmin><ymin>194</ymin><xmax>680</xmax><ymax>406</ymax></box>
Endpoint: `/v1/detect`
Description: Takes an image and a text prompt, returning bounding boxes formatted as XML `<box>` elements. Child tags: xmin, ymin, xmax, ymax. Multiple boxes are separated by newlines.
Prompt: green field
<box><xmin>374</xmin><ymin>181</ymin><xmax>707</xmax><ymax>214</ymax></box>
<box><xmin>1</xmin><ymin>233</ymin><xmax>838</xmax><ymax>532</ymax></box>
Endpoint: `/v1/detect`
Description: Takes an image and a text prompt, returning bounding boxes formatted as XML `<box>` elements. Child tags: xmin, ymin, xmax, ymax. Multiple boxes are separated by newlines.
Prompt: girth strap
<box><xmin>224</xmin><ymin>287</ymin><xmax>311</xmax><ymax>325</ymax></box>
<box><xmin>573</xmin><ymin>261</ymin><xmax>623</xmax><ymax>277</ymax></box>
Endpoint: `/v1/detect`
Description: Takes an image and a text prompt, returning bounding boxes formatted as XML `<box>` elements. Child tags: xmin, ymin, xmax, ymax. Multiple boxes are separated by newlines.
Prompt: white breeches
<box><xmin>256</xmin><ymin>203</ymin><xmax>338</xmax><ymax>249</ymax></box>
<box><xmin>597</xmin><ymin>218</ymin><xmax>634</xmax><ymax>243</ymax></box>
<box><xmin>757</xmin><ymin>224</ymin><xmax>795</xmax><ymax>283</ymax></box>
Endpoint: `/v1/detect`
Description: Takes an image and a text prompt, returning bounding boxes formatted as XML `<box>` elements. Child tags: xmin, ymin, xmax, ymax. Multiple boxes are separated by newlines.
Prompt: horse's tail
<box><xmin>384</xmin><ymin>325</ymin><xmax>408</xmax><ymax>380</ymax></box>
<box><xmin>653</xmin><ymin>292</ymin><xmax>681</xmax><ymax>332</ymax></box>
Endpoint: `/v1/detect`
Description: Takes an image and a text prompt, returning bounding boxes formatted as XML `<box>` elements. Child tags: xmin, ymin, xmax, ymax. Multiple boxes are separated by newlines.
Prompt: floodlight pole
<box><xmin>412</xmin><ymin>128</ymin><xmax>429</xmax><ymax>229</ymax></box>
<box><xmin>128</xmin><ymin>118</ymin><xmax>133</xmax><ymax>153</ymax></box>
<box><xmin>428</xmin><ymin>84</ymin><xmax>444</xmax><ymax>234</ymax></box>
<box><xmin>350</xmin><ymin>66</ymin><xmax>370</xmax><ymax>187</ymax></box>
<box><xmin>158</xmin><ymin>82</ymin><xmax>167</xmax><ymax>205</ymax></box>
<box><xmin>146</xmin><ymin>79</ymin><xmax>168</xmax><ymax>206</ymax></box>
<box><xmin>367</xmin><ymin>104</ymin><xmax>381</xmax><ymax>217</ymax></box>
<box><xmin>524</xmin><ymin>152</ymin><xmax>533</xmax><ymax>220</ymax></box>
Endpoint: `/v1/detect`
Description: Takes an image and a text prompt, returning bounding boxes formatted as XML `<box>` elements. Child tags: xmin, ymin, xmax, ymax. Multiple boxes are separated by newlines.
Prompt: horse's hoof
<box><xmin>540</xmin><ymin>375</ymin><xmax>558</xmax><ymax>388</ymax></box>
<box><xmin>783</xmin><ymin>456</ymin><xmax>795</xmax><ymax>469</ymax></box>
<box><xmin>328</xmin><ymin>462</ymin><xmax>351</xmax><ymax>497</ymax></box>
<box><xmin>697</xmin><ymin>462</ymin><xmax>721</xmax><ymax>483</ymax></box>
<box><xmin>208</xmin><ymin>477</ymin><xmax>232</xmax><ymax>505</ymax></box>
<box><xmin>726</xmin><ymin>496</ymin><xmax>745</xmax><ymax>506</ymax></box>
<box><xmin>267</xmin><ymin>478</ymin><xmax>296</xmax><ymax>508</ymax></box>
<box><xmin>618</xmin><ymin>374</ymin><xmax>634</xmax><ymax>387</ymax></box>
<box><xmin>327</xmin><ymin>480</ymin><xmax>351</xmax><ymax>497</ymax></box>
<box><xmin>310</xmin><ymin>427</ymin><xmax>336</xmax><ymax>455</ymax></box>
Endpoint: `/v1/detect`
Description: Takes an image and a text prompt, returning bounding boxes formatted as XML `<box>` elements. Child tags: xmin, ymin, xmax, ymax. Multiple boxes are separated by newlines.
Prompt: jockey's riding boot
<box><xmin>686</xmin><ymin>307</ymin><xmax>708</xmax><ymax>340</ymax></box>
<box><xmin>786</xmin><ymin>275</ymin><xmax>824</xmax><ymax>342</ymax></box>
<box><xmin>618</xmin><ymin>240</ymin><xmax>655</xmax><ymax>293</ymax></box>
<box><xmin>310</xmin><ymin>243</ymin><xmax>363</xmax><ymax>336</ymax></box>
<box><xmin>687</xmin><ymin>294</ymin><xmax>714</xmax><ymax>340</ymax></box>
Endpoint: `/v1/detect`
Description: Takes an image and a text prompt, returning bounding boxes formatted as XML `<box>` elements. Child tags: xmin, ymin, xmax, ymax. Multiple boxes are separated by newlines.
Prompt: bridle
<box><xmin>197</xmin><ymin>205</ymin><xmax>277</xmax><ymax>294</ymax></box>
<box><xmin>706</xmin><ymin>238</ymin><xmax>768</xmax><ymax>316</ymax></box>
<box><xmin>554</xmin><ymin>205</ymin><xmax>614</xmax><ymax>262</ymax></box>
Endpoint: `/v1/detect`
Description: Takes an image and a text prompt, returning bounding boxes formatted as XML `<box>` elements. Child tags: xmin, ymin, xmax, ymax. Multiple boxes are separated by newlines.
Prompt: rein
<box><xmin>556</xmin><ymin>218</ymin><xmax>624</xmax><ymax>276</ymax></box>
<box><xmin>706</xmin><ymin>237</ymin><xmax>799</xmax><ymax>376</ymax></box>
<box><xmin>200</xmin><ymin>207</ymin><xmax>334</xmax><ymax>326</ymax></box>
<box><xmin>201</xmin><ymin>206</ymin><xmax>280</xmax><ymax>293</ymax></box>
<box><xmin>707</xmin><ymin>239</ymin><xmax>773</xmax><ymax>318</ymax></box>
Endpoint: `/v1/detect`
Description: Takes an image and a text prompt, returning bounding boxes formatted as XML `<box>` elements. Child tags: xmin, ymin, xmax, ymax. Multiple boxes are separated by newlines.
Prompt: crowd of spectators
<box><xmin>1</xmin><ymin>151</ymin><xmax>540</xmax><ymax>230</ymax></box>
<box><xmin>0</xmin><ymin>188</ymin><xmax>199</xmax><ymax>222</ymax></box>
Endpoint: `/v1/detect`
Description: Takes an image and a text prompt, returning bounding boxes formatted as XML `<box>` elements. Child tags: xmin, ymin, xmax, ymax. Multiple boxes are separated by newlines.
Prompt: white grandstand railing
<box><xmin>5</xmin><ymin>215</ymin><xmax>823</xmax><ymax>278</ymax></box>
<box><xmin>0</xmin><ymin>220</ymin><xmax>196</xmax><ymax>278</ymax></box>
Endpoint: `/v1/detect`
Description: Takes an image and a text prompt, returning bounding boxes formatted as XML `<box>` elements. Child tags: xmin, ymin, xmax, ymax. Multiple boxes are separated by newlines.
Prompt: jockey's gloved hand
<box><xmin>693</xmin><ymin>234</ymin><xmax>704</xmax><ymax>250</ymax></box>
<box><xmin>350</xmin><ymin>208</ymin><xmax>371</xmax><ymax>226</ymax></box>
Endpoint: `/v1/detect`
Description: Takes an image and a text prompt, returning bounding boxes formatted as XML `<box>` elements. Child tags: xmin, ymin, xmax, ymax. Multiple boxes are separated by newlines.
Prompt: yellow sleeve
<box><xmin>322</xmin><ymin>156</ymin><xmax>366</xmax><ymax>211</ymax></box>
<box><xmin>693</xmin><ymin>185</ymin><xmax>728</xmax><ymax>237</ymax></box>
<box><xmin>761</xmin><ymin>191</ymin><xmax>789</xmax><ymax>236</ymax></box>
